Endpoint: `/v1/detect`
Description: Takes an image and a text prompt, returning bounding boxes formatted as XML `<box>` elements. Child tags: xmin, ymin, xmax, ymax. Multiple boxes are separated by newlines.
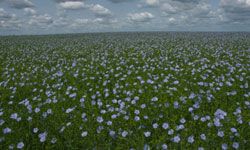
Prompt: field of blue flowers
<box><xmin>0</xmin><ymin>32</ymin><xmax>249</xmax><ymax>149</ymax></box>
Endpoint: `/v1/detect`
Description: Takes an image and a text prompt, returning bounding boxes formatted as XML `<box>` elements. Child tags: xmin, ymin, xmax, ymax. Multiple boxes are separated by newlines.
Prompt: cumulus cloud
<box><xmin>59</xmin><ymin>1</ymin><xmax>86</xmax><ymax>10</ymax></box>
<box><xmin>74</xmin><ymin>18</ymin><xmax>89</xmax><ymax>24</ymax></box>
<box><xmin>162</xmin><ymin>0</ymin><xmax>198</xmax><ymax>12</ymax></box>
<box><xmin>161</xmin><ymin>3</ymin><xmax>178</xmax><ymax>14</ymax></box>
<box><xmin>0</xmin><ymin>8</ymin><xmax>14</xmax><ymax>19</ymax></box>
<box><xmin>158</xmin><ymin>0</ymin><xmax>221</xmax><ymax>26</ymax></box>
<box><xmin>0</xmin><ymin>8</ymin><xmax>21</xmax><ymax>29</ymax></box>
<box><xmin>220</xmin><ymin>0</ymin><xmax>250</xmax><ymax>23</ymax></box>
<box><xmin>128</xmin><ymin>12</ymin><xmax>154</xmax><ymax>22</ymax></box>
<box><xmin>145</xmin><ymin>0</ymin><xmax>159</xmax><ymax>6</ymax></box>
<box><xmin>143</xmin><ymin>0</ymin><xmax>200</xmax><ymax>8</ymax></box>
<box><xmin>24</xmin><ymin>8</ymin><xmax>36</xmax><ymax>15</ymax></box>
<box><xmin>70</xmin><ymin>17</ymin><xmax>118</xmax><ymax>31</ymax></box>
<box><xmin>89</xmin><ymin>4</ymin><xmax>112</xmax><ymax>17</ymax></box>
<box><xmin>9</xmin><ymin>0</ymin><xmax>34</xmax><ymax>9</ymax></box>
<box><xmin>1</xmin><ymin>0</ymin><xmax>250</xmax><ymax>34</ymax></box>
<box><xmin>172</xmin><ymin>0</ymin><xmax>200</xmax><ymax>3</ymax></box>
<box><xmin>54</xmin><ymin>0</ymin><xmax>84</xmax><ymax>2</ymax></box>
<box><xmin>93</xmin><ymin>18</ymin><xmax>118</xmax><ymax>25</ymax></box>
<box><xmin>28</xmin><ymin>14</ymin><xmax>53</xmax><ymax>27</ymax></box>
<box><xmin>221</xmin><ymin>0</ymin><xmax>250</xmax><ymax>6</ymax></box>
<box><xmin>108</xmin><ymin>0</ymin><xmax>135</xmax><ymax>3</ymax></box>
<box><xmin>53</xmin><ymin>17</ymin><xmax>71</xmax><ymax>27</ymax></box>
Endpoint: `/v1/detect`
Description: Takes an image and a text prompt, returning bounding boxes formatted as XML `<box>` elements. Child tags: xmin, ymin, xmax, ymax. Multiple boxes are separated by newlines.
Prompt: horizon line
<box><xmin>1</xmin><ymin>30</ymin><xmax>250</xmax><ymax>37</ymax></box>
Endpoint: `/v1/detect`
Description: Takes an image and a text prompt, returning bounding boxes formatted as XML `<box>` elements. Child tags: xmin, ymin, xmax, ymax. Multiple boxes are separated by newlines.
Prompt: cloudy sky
<box><xmin>0</xmin><ymin>0</ymin><xmax>250</xmax><ymax>35</ymax></box>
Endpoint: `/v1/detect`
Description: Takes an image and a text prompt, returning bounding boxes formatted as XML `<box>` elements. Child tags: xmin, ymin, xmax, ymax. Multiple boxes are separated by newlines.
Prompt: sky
<box><xmin>0</xmin><ymin>0</ymin><xmax>250</xmax><ymax>35</ymax></box>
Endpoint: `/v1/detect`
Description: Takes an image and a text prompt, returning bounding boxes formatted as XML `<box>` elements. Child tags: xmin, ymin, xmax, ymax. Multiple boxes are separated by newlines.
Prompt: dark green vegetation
<box><xmin>0</xmin><ymin>32</ymin><xmax>250</xmax><ymax>149</ymax></box>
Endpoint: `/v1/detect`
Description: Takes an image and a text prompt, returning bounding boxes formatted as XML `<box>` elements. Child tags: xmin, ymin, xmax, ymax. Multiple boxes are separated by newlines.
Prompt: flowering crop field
<box><xmin>0</xmin><ymin>32</ymin><xmax>250</xmax><ymax>149</ymax></box>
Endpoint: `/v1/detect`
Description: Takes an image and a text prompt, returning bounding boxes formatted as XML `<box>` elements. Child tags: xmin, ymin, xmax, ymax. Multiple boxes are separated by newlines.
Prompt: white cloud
<box><xmin>89</xmin><ymin>4</ymin><xmax>112</xmax><ymax>17</ymax></box>
<box><xmin>1</xmin><ymin>0</ymin><xmax>250</xmax><ymax>34</ymax></box>
<box><xmin>70</xmin><ymin>18</ymin><xmax>90</xmax><ymax>28</ymax></box>
<box><xmin>28</xmin><ymin>14</ymin><xmax>53</xmax><ymax>27</ymax></box>
<box><xmin>9</xmin><ymin>0</ymin><xmax>34</xmax><ymax>9</ymax></box>
<box><xmin>128</xmin><ymin>12</ymin><xmax>154</xmax><ymax>22</ymax></box>
<box><xmin>161</xmin><ymin>3</ymin><xmax>178</xmax><ymax>14</ymax></box>
<box><xmin>75</xmin><ymin>18</ymin><xmax>89</xmax><ymax>24</ymax></box>
<box><xmin>59</xmin><ymin>1</ymin><xmax>85</xmax><ymax>10</ymax></box>
<box><xmin>158</xmin><ymin>0</ymin><xmax>222</xmax><ymax>27</ymax></box>
<box><xmin>161</xmin><ymin>0</ymin><xmax>197</xmax><ymax>13</ymax></box>
<box><xmin>0</xmin><ymin>8</ymin><xmax>14</xmax><ymax>19</ymax></box>
<box><xmin>92</xmin><ymin>18</ymin><xmax>117</xmax><ymax>24</ymax></box>
<box><xmin>221</xmin><ymin>0</ymin><xmax>250</xmax><ymax>7</ymax></box>
<box><xmin>145</xmin><ymin>0</ymin><xmax>159</xmax><ymax>6</ymax></box>
<box><xmin>0</xmin><ymin>8</ymin><xmax>21</xmax><ymax>29</ymax></box>
<box><xmin>220</xmin><ymin>0</ymin><xmax>250</xmax><ymax>23</ymax></box>
<box><xmin>53</xmin><ymin>17</ymin><xmax>71</xmax><ymax>27</ymax></box>
<box><xmin>54</xmin><ymin>0</ymin><xmax>84</xmax><ymax>2</ymax></box>
<box><xmin>24</xmin><ymin>8</ymin><xmax>36</xmax><ymax>15</ymax></box>
<box><xmin>108</xmin><ymin>0</ymin><xmax>135</xmax><ymax>3</ymax></box>
<box><xmin>168</xmin><ymin>17</ymin><xmax>175</xmax><ymax>23</ymax></box>
<box><xmin>93</xmin><ymin>18</ymin><xmax>106</xmax><ymax>24</ymax></box>
<box><xmin>70</xmin><ymin>17</ymin><xmax>118</xmax><ymax>30</ymax></box>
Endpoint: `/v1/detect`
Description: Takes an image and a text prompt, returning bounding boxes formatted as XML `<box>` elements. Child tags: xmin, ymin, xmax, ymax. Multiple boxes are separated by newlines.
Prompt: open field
<box><xmin>0</xmin><ymin>32</ymin><xmax>250</xmax><ymax>149</ymax></box>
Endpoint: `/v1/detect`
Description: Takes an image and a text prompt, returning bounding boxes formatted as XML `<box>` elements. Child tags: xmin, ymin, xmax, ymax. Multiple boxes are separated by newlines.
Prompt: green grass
<box><xmin>0</xmin><ymin>32</ymin><xmax>250</xmax><ymax>149</ymax></box>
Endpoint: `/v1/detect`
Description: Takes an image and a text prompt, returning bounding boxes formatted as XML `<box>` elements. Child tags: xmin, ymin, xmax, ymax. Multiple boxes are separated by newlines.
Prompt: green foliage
<box><xmin>0</xmin><ymin>32</ymin><xmax>249</xmax><ymax>149</ymax></box>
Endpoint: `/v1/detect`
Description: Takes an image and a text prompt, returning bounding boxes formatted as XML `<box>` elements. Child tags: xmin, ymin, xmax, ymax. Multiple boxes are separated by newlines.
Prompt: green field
<box><xmin>0</xmin><ymin>32</ymin><xmax>250</xmax><ymax>149</ymax></box>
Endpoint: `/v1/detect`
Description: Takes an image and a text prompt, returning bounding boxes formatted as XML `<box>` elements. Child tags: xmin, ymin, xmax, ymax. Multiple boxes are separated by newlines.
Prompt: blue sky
<box><xmin>0</xmin><ymin>0</ymin><xmax>250</xmax><ymax>35</ymax></box>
